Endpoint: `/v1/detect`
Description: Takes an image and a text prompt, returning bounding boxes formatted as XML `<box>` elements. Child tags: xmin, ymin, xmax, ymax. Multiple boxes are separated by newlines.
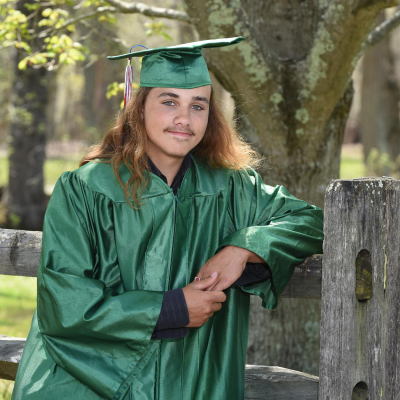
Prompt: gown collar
<box><xmin>147</xmin><ymin>153</ymin><xmax>192</xmax><ymax>196</ymax></box>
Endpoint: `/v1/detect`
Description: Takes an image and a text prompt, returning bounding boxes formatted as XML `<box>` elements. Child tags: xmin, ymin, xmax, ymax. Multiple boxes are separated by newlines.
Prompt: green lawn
<box><xmin>0</xmin><ymin>147</ymin><xmax>366</xmax><ymax>399</ymax></box>
<box><xmin>0</xmin><ymin>158</ymin><xmax>7</xmax><ymax>188</ymax></box>
<box><xmin>340</xmin><ymin>144</ymin><xmax>365</xmax><ymax>179</ymax></box>
<box><xmin>0</xmin><ymin>158</ymin><xmax>79</xmax><ymax>189</ymax></box>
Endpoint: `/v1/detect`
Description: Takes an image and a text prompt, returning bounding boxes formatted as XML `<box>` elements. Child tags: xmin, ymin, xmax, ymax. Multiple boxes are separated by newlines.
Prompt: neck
<box><xmin>147</xmin><ymin>151</ymin><xmax>185</xmax><ymax>186</ymax></box>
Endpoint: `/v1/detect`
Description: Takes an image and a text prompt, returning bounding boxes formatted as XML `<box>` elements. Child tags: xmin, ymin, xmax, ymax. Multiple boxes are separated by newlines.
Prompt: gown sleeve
<box><xmin>220</xmin><ymin>169</ymin><xmax>324</xmax><ymax>310</ymax></box>
<box><xmin>37</xmin><ymin>171</ymin><xmax>164</xmax><ymax>400</ymax></box>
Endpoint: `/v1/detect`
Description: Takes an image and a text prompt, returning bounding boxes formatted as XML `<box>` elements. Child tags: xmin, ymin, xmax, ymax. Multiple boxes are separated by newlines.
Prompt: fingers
<box><xmin>205</xmin><ymin>282</ymin><xmax>217</xmax><ymax>292</ymax></box>
<box><xmin>206</xmin><ymin>276</ymin><xmax>233</xmax><ymax>292</ymax></box>
<box><xmin>211</xmin><ymin>302</ymin><xmax>223</xmax><ymax>312</ymax></box>
<box><xmin>208</xmin><ymin>291</ymin><xmax>227</xmax><ymax>303</ymax></box>
<box><xmin>192</xmin><ymin>272</ymin><xmax>218</xmax><ymax>290</ymax></box>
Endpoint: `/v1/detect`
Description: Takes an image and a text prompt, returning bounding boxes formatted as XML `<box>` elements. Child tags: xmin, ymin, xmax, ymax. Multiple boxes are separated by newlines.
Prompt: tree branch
<box><xmin>366</xmin><ymin>8</ymin><xmax>400</xmax><ymax>48</ymax></box>
<box><xmin>79</xmin><ymin>19</ymin><xmax>130</xmax><ymax>48</ymax></box>
<box><xmin>34</xmin><ymin>2</ymin><xmax>190</xmax><ymax>40</ymax></box>
<box><xmin>37</xmin><ymin>6</ymin><xmax>117</xmax><ymax>39</ymax></box>
<box><xmin>105</xmin><ymin>0</ymin><xmax>190</xmax><ymax>23</ymax></box>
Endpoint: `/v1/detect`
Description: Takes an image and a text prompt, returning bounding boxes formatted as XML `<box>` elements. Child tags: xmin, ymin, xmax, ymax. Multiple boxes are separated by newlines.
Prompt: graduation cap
<box><xmin>107</xmin><ymin>36</ymin><xmax>244</xmax><ymax>108</ymax></box>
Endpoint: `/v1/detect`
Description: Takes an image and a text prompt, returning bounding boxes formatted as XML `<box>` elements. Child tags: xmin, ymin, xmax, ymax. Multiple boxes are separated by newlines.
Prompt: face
<box><xmin>142</xmin><ymin>86</ymin><xmax>211</xmax><ymax>162</ymax></box>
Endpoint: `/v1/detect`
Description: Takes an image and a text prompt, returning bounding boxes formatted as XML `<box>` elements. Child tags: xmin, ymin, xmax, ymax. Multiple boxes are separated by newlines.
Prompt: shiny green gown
<box><xmin>12</xmin><ymin>155</ymin><xmax>323</xmax><ymax>400</ymax></box>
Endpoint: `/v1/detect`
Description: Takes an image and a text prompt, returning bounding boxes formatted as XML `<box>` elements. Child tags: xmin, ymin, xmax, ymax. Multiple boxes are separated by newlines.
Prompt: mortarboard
<box><xmin>107</xmin><ymin>36</ymin><xmax>244</xmax><ymax>108</ymax></box>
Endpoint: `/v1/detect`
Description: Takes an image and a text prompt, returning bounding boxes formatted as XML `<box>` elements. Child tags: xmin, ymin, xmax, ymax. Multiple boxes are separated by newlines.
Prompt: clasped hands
<box><xmin>182</xmin><ymin>246</ymin><xmax>264</xmax><ymax>328</ymax></box>
<box><xmin>196</xmin><ymin>245</ymin><xmax>253</xmax><ymax>291</ymax></box>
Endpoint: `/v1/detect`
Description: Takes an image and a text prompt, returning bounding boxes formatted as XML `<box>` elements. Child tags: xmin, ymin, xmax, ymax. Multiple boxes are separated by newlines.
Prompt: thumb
<box><xmin>193</xmin><ymin>272</ymin><xmax>218</xmax><ymax>290</ymax></box>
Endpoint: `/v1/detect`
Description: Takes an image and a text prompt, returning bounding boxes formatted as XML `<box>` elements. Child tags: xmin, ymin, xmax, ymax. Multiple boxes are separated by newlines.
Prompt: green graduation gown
<box><xmin>12</xmin><ymin>155</ymin><xmax>323</xmax><ymax>400</ymax></box>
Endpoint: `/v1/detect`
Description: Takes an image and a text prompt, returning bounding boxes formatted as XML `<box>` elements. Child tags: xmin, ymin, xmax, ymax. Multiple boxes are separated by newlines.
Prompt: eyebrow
<box><xmin>157</xmin><ymin>92</ymin><xmax>209</xmax><ymax>105</ymax></box>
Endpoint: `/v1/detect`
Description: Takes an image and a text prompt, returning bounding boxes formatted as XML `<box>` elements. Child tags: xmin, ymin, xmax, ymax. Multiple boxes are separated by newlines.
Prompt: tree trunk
<box><xmin>2</xmin><ymin>1</ymin><xmax>50</xmax><ymax>231</ymax></box>
<box><xmin>81</xmin><ymin>23</ymin><xmax>122</xmax><ymax>140</ymax></box>
<box><xmin>360</xmin><ymin>11</ymin><xmax>400</xmax><ymax>169</ymax></box>
<box><xmin>182</xmin><ymin>0</ymin><xmax>395</xmax><ymax>375</ymax></box>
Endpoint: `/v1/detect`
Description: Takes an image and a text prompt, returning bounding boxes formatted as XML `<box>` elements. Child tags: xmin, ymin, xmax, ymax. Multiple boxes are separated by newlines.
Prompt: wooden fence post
<box><xmin>319</xmin><ymin>178</ymin><xmax>400</xmax><ymax>399</ymax></box>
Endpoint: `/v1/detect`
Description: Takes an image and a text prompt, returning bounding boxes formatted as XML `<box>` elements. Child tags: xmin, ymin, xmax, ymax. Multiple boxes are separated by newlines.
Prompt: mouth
<box><xmin>167</xmin><ymin>131</ymin><xmax>193</xmax><ymax>138</ymax></box>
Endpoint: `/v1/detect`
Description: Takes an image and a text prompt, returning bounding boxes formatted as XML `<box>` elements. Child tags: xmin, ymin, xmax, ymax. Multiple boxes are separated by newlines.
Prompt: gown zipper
<box><xmin>168</xmin><ymin>193</ymin><xmax>178</xmax><ymax>289</ymax></box>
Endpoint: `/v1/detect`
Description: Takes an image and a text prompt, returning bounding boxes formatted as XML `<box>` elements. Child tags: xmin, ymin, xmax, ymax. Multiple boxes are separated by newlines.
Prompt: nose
<box><xmin>173</xmin><ymin>106</ymin><xmax>191</xmax><ymax>127</ymax></box>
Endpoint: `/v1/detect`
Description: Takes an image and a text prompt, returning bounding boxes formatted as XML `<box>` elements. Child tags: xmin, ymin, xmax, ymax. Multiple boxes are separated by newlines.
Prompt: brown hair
<box><xmin>80</xmin><ymin>86</ymin><xmax>261</xmax><ymax>207</ymax></box>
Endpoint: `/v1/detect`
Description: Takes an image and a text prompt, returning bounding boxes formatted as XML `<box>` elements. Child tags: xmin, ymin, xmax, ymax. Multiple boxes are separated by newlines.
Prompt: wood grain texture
<box><xmin>0</xmin><ymin>228</ymin><xmax>42</xmax><ymax>277</ymax></box>
<box><xmin>319</xmin><ymin>178</ymin><xmax>400</xmax><ymax>399</ymax></box>
<box><xmin>281</xmin><ymin>254</ymin><xmax>322</xmax><ymax>299</ymax></box>
<box><xmin>0</xmin><ymin>335</ymin><xmax>25</xmax><ymax>381</ymax></box>
<box><xmin>244</xmin><ymin>365</ymin><xmax>319</xmax><ymax>399</ymax></box>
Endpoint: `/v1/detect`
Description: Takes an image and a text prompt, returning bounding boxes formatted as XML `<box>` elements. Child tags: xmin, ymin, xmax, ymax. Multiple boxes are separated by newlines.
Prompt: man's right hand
<box><xmin>182</xmin><ymin>272</ymin><xmax>227</xmax><ymax>328</ymax></box>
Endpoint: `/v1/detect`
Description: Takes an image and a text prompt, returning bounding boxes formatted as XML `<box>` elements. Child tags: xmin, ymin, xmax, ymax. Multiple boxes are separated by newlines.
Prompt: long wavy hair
<box><xmin>80</xmin><ymin>86</ymin><xmax>261</xmax><ymax>207</ymax></box>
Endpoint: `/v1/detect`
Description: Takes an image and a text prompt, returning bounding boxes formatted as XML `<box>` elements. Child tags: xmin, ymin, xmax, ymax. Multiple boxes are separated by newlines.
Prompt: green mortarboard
<box><xmin>108</xmin><ymin>37</ymin><xmax>244</xmax><ymax>93</ymax></box>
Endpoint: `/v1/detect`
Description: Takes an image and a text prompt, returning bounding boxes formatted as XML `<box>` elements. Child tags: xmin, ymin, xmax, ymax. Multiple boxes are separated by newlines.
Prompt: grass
<box><xmin>0</xmin><ymin>276</ymin><xmax>37</xmax><ymax>337</ymax></box>
<box><xmin>0</xmin><ymin>145</ymin><xmax>366</xmax><ymax>399</ymax></box>
<box><xmin>0</xmin><ymin>276</ymin><xmax>37</xmax><ymax>399</ymax></box>
<box><xmin>0</xmin><ymin>158</ymin><xmax>79</xmax><ymax>192</ymax></box>
<box><xmin>0</xmin><ymin>381</ymin><xmax>12</xmax><ymax>400</ymax></box>
<box><xmin>340</xmin><ymin>144</ymin><xmax>365</xmax><ymax>179</ymax></box>
<box><xmin>44</xmin><ymin>159</ymin><xmax>79</xmax><ymax>189</ymax></box>
<box><xmin>0</xmin><ymin>158</ymin><xmax>7</xmax><ymax>188</ymax></box>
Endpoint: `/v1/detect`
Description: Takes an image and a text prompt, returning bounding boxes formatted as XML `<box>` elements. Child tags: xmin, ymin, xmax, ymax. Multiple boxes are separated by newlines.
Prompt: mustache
<box><xmin>165</xmin><ymin>127</ymin><xmax>194</xmax><ymax>135</ymax></box>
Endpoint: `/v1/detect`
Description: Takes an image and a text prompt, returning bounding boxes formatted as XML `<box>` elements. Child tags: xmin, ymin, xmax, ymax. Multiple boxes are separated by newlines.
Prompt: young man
<box><xmin>12</xmin><ymin>37</ymin><xmax>323</xmax><ymax>399</ymax></box>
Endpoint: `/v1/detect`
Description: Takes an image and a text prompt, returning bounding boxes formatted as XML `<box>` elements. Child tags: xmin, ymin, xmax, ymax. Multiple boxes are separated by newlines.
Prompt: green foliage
<box><xmin>106</xmin><ymin>81</ymin><xmax>139</xmax><ymax>108</ymax></box>
<box><xmin>0</xmin><ymin>4</ymin><xmax>30</xmax><ymax>51</ymax></box>
<box><xmin>8</xmin><ymin>212</ymin><xmax>20</xmax><ymax>227</ymax></box>
<box><xmin>0</xmin><ymin>0</ymin><xmax>173</xmax><ymax>75</ymax></box>
<box><xmin>106</xmin><ymin>81</ymin><xmax>125</xmax><ymax>99</ymax></box>
<box><xmin>144</xmin><ymin>20</ymin><xmax>173</xmax><ymax>42</ymax></box>
<box><xmin>0</xmin><ymin>0</ymin><xmax>111</xmax><ymax>70</ymax></box>
<box><xmin>366</xmin><ymin>148</ymin><xmax>400</xmax><ymax>178</ymax></box>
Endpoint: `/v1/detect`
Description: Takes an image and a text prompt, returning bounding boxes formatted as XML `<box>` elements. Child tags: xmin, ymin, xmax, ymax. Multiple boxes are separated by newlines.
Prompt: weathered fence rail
<box><xmin>0</xmin><ymin>228</ymin><xmax>323</xmax><ymax>297</ymax></box>
<box><xmin>2</xmin><ymin>177</ymin><xmax>400</xmax><ymax>399</ymax></box>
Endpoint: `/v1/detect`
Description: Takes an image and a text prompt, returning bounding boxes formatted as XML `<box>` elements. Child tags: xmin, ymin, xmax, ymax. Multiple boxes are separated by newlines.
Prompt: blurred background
<box><xmin>1</xmin><ymin>1</ymin><xmax>400</xmax><ymax>398</ymax></box>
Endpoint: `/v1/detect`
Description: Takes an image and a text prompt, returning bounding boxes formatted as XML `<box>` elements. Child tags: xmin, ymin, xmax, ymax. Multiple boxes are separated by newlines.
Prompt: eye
<box><xmin>163</xmin><ymin>100</ymin><xmax>176</xmax><ymax>106</ymax></box>
<box><xmin>192</xmin><ymin>104</ymin><xmax>204</xmax><ymax>111</ymax></box>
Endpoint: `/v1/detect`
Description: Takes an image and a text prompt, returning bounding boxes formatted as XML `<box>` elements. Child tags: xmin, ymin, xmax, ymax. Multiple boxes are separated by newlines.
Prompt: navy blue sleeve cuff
<box><xmin>151</xmin><ymin>288</ymin><xmax>190</xmax><ymax>339</ymax></box>
<box><xmin>231</xmin><ymin>262</ymin><xmax>271</xmax><ymax>287</ymax></box>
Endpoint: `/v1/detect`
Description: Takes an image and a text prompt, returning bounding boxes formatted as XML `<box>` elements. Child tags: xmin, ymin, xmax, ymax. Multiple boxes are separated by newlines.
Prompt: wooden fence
<box><xmin>1</xmin><ymin>177</ymin><xmax>399</xmax><ymax>399</ymax></box>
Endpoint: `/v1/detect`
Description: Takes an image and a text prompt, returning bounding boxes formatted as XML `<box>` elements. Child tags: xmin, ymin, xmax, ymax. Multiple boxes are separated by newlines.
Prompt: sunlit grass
<box><xmin>0</xmin><ymin>276</ymin><xmax>37</xmax><ymax>338</ymax></box>
<box><xmin>340</xmin><ymin>144</ymin><xmax>366</xmax><ymax>179</ymax></box>
<box><xmin>0</xmin><ymin>158</ymin><xmax>7</xmax><ymax>188</ymax></box>
<box><xmin>0</xmin><ymin>276</ymin><xmax>36</xmax><ymax>400</ymax></box>
<box><xmin>0</xmin><ymin>158</ymin><xmax>78</xmax><ymax>189</ymax></box>
<box><xmin>0</xmin><ymin>379</ymin><xmax>13</xmax><ymax>400</ymax></box>
<box><xmin>340</xmin><ymin>156</ymin><xmax>366</xmax><ymax>179</ymax></box>
<box><xmin>44</xmin><ymin>159</ymin><xmax>79</xmax><ymax>185</ymax></box>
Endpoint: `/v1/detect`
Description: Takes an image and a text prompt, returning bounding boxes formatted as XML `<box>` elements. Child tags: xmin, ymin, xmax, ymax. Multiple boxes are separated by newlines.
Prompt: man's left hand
<box><xmin>196</xmin><ymin>246</ymin><xmax>253</xmax><ymax>292</ymax></box>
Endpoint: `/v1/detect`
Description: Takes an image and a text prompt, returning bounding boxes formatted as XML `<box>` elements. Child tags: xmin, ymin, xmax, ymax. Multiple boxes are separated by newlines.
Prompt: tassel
<box><xmin>124</xmin><ymin>58</ymin><xmax>133</xmax><ymax>110</ymax></box>
<box><xmin>123</xmin><ymin>45</ymin><xmax>148</xmax><ymax>110</ymax></box>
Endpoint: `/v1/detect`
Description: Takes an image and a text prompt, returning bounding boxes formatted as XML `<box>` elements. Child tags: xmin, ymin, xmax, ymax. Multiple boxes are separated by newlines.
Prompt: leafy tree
<box><xmin>0</xmin><ymin>0</ymin><xmax>181</xmax><ymax>230</ymax></box>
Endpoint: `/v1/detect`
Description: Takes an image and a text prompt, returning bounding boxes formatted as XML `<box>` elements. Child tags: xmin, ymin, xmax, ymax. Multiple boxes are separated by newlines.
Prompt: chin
<box><xmin>166</xmin><ymin>150</ymin><xmax>191</xmax><ymax>158</ymax></box>
<box><xmin>164</xmin><ymin>145</ymin><xmax>194</xmax><ymax>158</ymax></box>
